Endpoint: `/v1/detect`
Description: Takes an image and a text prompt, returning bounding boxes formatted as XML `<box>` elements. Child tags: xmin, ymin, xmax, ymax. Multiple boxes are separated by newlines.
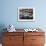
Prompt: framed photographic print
<box><xmin>18</xmin><ymin>7</ymin><xmax>35</xmax><ymax>21</ymax></box>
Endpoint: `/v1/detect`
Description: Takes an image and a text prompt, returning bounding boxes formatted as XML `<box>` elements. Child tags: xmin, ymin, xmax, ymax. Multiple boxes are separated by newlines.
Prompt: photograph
<box><xmin>18</xmin><ymin>7</ymin><xmax>35</xmax><ymax>21</ymax></box>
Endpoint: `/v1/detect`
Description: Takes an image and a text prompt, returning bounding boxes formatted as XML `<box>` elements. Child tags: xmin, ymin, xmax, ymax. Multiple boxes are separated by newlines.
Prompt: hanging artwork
<box><xmin>18</xmin><ymin>7</ymin><xmax>35</xmax><ymax>21</ymax></box>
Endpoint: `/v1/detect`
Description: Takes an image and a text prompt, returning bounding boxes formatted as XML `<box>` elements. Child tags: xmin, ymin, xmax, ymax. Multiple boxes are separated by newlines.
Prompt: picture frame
<box><xmin>18</xmin><ymin>7</ymin><xmax>35</xmax><ymax>21</ymax></box>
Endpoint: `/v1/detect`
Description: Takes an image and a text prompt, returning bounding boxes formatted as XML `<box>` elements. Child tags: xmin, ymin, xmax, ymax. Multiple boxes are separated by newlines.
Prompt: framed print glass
<box><xmin>18</xmin><ymin>7</ymin><xmax>35</xmax><ymax>21</ymax></box>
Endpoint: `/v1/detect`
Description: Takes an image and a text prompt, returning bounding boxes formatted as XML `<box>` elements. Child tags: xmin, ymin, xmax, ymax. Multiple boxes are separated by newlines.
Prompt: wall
<box><xmin>0</xmin><ymin>0</ymin><xmax>46</xmax><ymax>30</ymax></box>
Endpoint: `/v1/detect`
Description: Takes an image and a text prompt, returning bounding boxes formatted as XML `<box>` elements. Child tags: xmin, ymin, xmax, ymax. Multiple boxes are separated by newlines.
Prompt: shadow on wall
<box><xmin>0</xmin><ymin>24</ymin><xmax>7</xmax><ymax>43</ymax></box>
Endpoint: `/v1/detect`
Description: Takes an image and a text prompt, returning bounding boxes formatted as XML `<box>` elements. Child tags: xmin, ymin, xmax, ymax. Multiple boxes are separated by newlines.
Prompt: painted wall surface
<box><xmin>0</xmin><ymin>0</ymin><xmax>46</xmax><ymax>43</ymax></box>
